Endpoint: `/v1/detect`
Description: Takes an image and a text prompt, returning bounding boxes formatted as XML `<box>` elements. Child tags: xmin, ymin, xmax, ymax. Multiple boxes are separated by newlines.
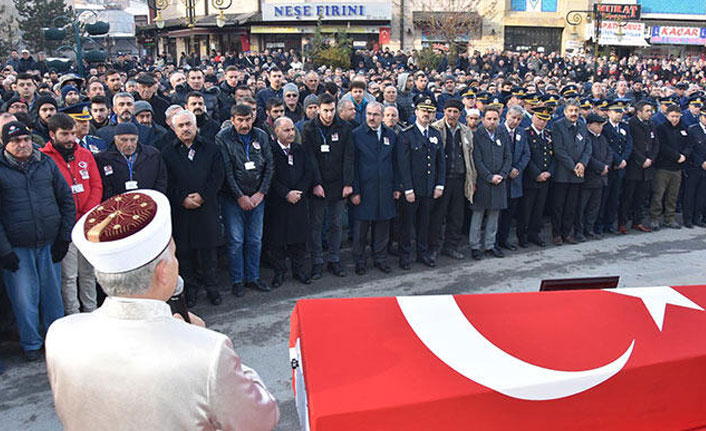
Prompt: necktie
<box><xmin>283</xmin><ymin>147</ymin><xmax>290</xmax><ymax>156</ymax></box>
<box><xmin>423</xmin><ymin>129</ymin><xmax>429</xmax><ymax>139</ymax></box>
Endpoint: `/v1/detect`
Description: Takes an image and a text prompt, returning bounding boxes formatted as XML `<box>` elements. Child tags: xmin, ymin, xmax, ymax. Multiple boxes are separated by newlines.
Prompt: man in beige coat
<box><xmin>428</xmin><ymin>99</ymin><xmax>477</xmax><ymax>261</ymax></box>
<box><xmin>45</xmin><ymin>190</ymin><xmax>279</xmax><ymax>431</ymax></box>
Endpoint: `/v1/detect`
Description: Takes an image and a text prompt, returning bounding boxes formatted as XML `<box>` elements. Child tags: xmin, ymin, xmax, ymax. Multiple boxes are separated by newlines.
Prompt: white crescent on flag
<box><xmin>397</xmin><ymin>295</ymin><xmax>635</xmax><ymax>401</ymax></box>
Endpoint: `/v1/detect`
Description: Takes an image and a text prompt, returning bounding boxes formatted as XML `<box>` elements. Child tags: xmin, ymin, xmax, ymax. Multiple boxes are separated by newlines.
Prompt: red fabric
<box><xmin>379</xmin><ymin>27</ymin><xmax>391</xmax><ymax>45</ymax></box>
<box><xmin>41</xmin><ymin>142</ymin><xmax>103</xmax><ymax>220</ymax></box>
<box><xmin>240</xmin><ymin>34</ymin><xmax>251</xmax><ymax>53</ymax></box>
<box><xmin>291</xmin><ymin>286</ymin><xmax>706</xmax><ymax>431</ymax></box>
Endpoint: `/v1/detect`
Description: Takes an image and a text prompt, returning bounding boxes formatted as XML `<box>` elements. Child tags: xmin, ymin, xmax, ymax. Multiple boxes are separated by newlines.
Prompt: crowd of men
<box><xmin>1</xmin><ymin>46</ymin><xmax>706</xmax><ymax>374</ymax></box>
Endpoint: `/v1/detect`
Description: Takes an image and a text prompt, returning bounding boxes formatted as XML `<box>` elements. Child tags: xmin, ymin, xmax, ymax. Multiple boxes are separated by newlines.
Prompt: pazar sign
<box><xmin>594</xmin><ymin>3</ymin><xmax>641</xmax><ymax>20</ymax></box>
<box><xmin>262</xmin><ymin>1</ymin><xmax>392</xmax><ymax>21</ymax></box>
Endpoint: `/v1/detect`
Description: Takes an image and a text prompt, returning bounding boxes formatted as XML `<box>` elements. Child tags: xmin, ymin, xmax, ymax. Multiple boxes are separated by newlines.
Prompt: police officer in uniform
<box><xmin>600</xmin><ymin>99</ymin><xmax>633</xmax><ymax>234</ymax></box>
<box><xmin>397</xmin><ymin>96</ymin><xmax>445</xmax><ymax>270</ymax></box>
<box><xmin>681</xmin><ymin>95</ymin><xmax>703</xmax><ymax>127</ymax></box>
<box><xmin>518</xmin><ymin>106</ymin><xmax>553</xmax><ymax>247</ymax></box>
<box><xmin>60</xmin><ymin>103</ymin><xmax>108</xmax><ymax>154</ymax></box>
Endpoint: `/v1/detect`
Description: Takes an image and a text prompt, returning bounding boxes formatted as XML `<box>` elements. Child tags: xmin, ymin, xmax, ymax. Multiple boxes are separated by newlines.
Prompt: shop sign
<box><xmin>262</xmin><ymin>1</ymin><xmax>392</xmax><ymax>21</ymax></box>
<box><xmin>650</xmin><ymin>26</ymin><xmax>706</xmax><ymax>45</ymax></box>
<box><xmin>594</xmin><ymin>3</ymin><xmax>641</xmax><ymax>21</ymax></box>
<box><xmin>596</xmin><ymin>21</ymin><xmax>648</xmax><ymax>47</ymax></box>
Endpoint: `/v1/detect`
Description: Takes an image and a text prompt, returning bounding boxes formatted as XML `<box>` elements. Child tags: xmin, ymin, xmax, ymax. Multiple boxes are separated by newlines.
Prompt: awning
<box><xmin>196</xmin><ymin>11</ymin><xmax>259</xmax><ymax>27</ymax></box>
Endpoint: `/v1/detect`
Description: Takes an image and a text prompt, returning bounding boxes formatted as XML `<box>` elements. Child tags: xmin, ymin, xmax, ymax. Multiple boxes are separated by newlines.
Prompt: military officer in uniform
<box><xmin>681</xmin><ymin>95</ymin><xmax>703</xmax><ymax>128</ymax></box>
<box><xmin>60</xmin><ymin>103</ymin><xmax>108</xmax><ymax>154</ymax></box>
<box><xmin>600</xmin><ymin>99</ymin><xmax>633</xmax><ymax>234</ymax></box>
<box><xmin>397</xmin><ymin>96</ymin><xmax>445</xmax><ymax>270</ymax></box>
<box><xmin>518</xmin><ymin>106</ymin><xmax>554</xmax><ymax>247</ymax></box>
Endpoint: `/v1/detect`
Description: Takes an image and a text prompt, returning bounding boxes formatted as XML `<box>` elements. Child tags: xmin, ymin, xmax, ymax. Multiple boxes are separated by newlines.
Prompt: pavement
<box><xmin>2</xmin><ymin>225</ymin><xmax>706</xmax><ymax>430</ymax></box>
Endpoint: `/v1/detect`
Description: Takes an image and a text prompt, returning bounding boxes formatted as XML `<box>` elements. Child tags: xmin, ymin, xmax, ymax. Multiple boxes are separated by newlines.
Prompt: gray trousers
<box><xmin>353</xmin><ymin>219</ymin><xmax>390</xmax><ymax>265</ymax></box>
<box><xmin>309</xmin><ymin>198</ymin><xmax>345</xmax><ymax>265</ymax></box>
<box><xmin>469</xmin><ymin>209</ymin><xmax>500</xmax><ymax>250</ymax></box>
<box><xmin>61</xmin><ymin>242</ymin><xmax>96</xmax><ymax>315</ymax></box>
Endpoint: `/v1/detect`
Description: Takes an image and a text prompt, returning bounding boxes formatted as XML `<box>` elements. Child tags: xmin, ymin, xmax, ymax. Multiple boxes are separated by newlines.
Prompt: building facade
<box><xmin>141</xmin><ymin>0</ymin><xmax>706</xmax><ymax>58</ymax></box>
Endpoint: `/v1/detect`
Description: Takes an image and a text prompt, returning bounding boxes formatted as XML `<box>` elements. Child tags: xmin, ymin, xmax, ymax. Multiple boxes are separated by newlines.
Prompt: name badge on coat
<box><xmin>331</xmin><ymin>133</ymin><xmax>339</xmax><ymax>142</ymax></box>
<box><xmin>383</xmin><ymin>137</ymin><xmax>390</xmax><ymax>146</ymax></box>
<box><xmin>71</xmin><ymin>184</ymin><xmax>84</xmax><ymax>194</ymax></box>
<box><xmin>620</xmin><ymin>129</ymin><xmax>626</xmax><ymax>136</ymax></box>
<box><xmin>577</xmin><ymin>134</ymin><xmax>583</xmax><ymax>141</ymax></box>
<box><xmin>681</xmin><ymin>130</ymin><xmax>688</xmax><ymax>136</ymax></box>
<box><xmin>244</xmin><ymin>161</ymin><xmax>256</xmax><ymax>170</ymax></box>
<box><xmin>125</xmin><ymin>181</ymin><xmax>138</xmax><ymax>190</ymax></box>
<box><xmin>496</xmin><ymin>139</ymin><xmax>502</xmax><ymax>146</ymax></box>
<box><xmin>321</xmin><ymin>144</ymin><xmax>330</xmax><ymax>153</ymax></box>
<box><xmin>288</xmin><ymin>154</ymin><xmax>294</xmax><ymax>166</ymax></box>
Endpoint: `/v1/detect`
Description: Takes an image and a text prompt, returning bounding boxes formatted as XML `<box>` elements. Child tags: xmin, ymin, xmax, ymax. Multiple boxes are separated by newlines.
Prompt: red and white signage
<box><xmin>290</xmin><ymin>285</ymin><xmax>706</xmax><ymax>430</ymax></box>
<box><xmin>379</xmin><ymin>27</ymin><xmax>390</xmax><ymax>45</ymax></box>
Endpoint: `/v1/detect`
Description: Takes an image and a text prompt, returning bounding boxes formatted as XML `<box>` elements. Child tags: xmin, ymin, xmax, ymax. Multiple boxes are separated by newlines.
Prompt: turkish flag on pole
<box><xmin>290</xmin><ymin>285</ymin><xmax>706</xmax><ymax>431</ymax></box>
<box><xmin>240</xmin><ymin>34</ymin><xmax>251</xmax><ymax>52</ymax></box>
<box><xmin>379</xmin><ymin>27</ymin><xmax>391</xmax><ymax>45</ymax></box>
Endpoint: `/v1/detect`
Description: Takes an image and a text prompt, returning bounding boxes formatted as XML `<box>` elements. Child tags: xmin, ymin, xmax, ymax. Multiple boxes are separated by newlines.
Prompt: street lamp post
<box><xmin>43</xmin><ymin>12</ymin><xmax>110</xmax><ymax>77</ymax></box>
<box><xmin>566</xmin><ymin>5</ymin><xmax>632</xmax><ymax>79</ymax></box>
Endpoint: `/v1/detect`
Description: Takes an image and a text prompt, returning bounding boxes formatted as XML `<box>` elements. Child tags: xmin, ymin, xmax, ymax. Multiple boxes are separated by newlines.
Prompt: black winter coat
<box><xmin>655</xmin><ymin>120</ymin><xmax>691</xmax><ymax>171</ymax></box>
<box><xmin>627</xmin><ymin>116</ymin><xmax>659</xmax><ymax>181</ymax></box>
<box><xmin>95</xmin><ymin>143</ymin><xmax>168</xmax><ymax>199</ymax></box>
<box><xmin>301</xmin><ymin>116</ymin><xmax>354</xmax><ymax>201</ymax></box>
<box><xmin>584</xmin><ymin>132</ymin><xmax>613</xmax><ymax>188</ymax></box>
<box><xmin>162</xmin><ymin>136</ymin><xmax>225</xmax><ymax>249</ymax></box>
<box><xmin>267</xmin><ymin>142</ymin><xmax>313</xmax><ymax>246</ymax></box>
<box><xmin>0</xmin><ymin>150</ymin><xmax>75</xmax><ymax>256</ymax></box>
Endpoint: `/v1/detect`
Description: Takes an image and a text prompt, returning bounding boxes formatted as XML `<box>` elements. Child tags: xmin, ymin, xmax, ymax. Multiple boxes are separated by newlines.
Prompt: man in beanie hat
<box><xmin>0</xmin><ymin>121</ymin><xmax>75</xmax><ymax>361</ymax></box>
<box><xmin>45</xmin><ymin>190</ymin><xmax>279</xmax><ymax>430</ymax></box>
<box><xmin>60</xmin><ymin>85</ymin><xmax>81</xmax><ymax>107</ymax></box>
<box><xmin>296</xmin><ymin>94</ymin><xmax>319</xmax><ymax>131</ymax></box>
<box><xmin>95</xmin><ymin>122</ymin><xmax>167</xmax><ymax>199</ymax></box>
<box><xmin>282</xmin><ymin>82</ymin><xmax>303</xmax><ymax>124</ymax></box>
<box><xmin>32</xmin><ymin>94</ymin><xmax>58</xmax><ymax>143</ymax></box>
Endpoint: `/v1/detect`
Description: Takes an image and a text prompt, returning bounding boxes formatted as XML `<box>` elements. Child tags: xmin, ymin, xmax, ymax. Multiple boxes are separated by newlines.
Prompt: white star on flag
<box><xmin>609</xmin><ymin>286</ymin><xmax>704</xmax><ymax>331</ymax></box>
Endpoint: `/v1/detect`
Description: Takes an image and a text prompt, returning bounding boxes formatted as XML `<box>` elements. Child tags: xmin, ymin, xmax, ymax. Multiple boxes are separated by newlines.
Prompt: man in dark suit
<box><xmin>518</xmin><ymin>106</ymin><xmax>554</xmax><ymax>247</ymax></box>
<box><xmin>468</xmin><ymin>106</ymin><xmax>512</xmax><ymax>259</ymax></box>
<box><xmin>621</xmin><ymin>100</ymin><xmax>659</xmax><ymax>232</ymax></box>
<box><xmin>267</xmin><ymin>117</ymin><xmax>313</xmax><ymax>287</ymax></box>
<box><xmin>577</xmin><ymin>114</ymin><xmax>613</xmax><ymax>241</ymax></box>
<box><xmin>496</xmin><ymin>105</ymin><xmax>530</xmax><ymax>251</ymax></box>
<box><xmin>396</xmin><ymin>96</ymin><xmax>445</xmax><ymax>270</ymax></box>
<box><xmin>301</xmin><ymin>93</ymin><xmax>354</xmax><ymax>279</ymax></box>
<box><xmin>350</xmin><ymin>102</ymin><xmax>398</xmax><ymax>275</ymax></box>
<box><xmin>550</xmin><ymin>98</ymin><xmax>591</xmax><ymax>245</ymax></box>
<box><xmin>600</xmin><ymin>99</ymin><xmax>633</xmax><ymax>234</ymax></box>
<box><xmin>683</xmin><ymin>111</ymin><xmax>706</xmax><ymax>228</ymax></box>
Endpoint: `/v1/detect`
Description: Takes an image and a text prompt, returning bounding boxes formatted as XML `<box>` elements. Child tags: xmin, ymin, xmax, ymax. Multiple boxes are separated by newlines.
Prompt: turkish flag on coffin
<box><xmin>289</xmin><ymin>285</ymin><xmax>706</xmax><ymax>431</ymax></box>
